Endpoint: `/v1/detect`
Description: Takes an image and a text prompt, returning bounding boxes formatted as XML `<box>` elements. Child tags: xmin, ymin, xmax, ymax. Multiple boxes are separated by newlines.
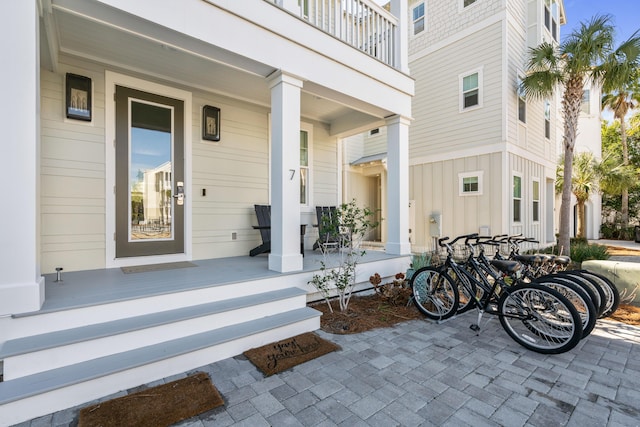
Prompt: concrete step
<box><xmin>0</xmin><ymin>287</ymin><xmax>308</xmax><ymax>379</ymax></box>
<box><xmin>0</xmin><ymin>307</ymin><xmax>321</xmax><ymax>426</ymax></box>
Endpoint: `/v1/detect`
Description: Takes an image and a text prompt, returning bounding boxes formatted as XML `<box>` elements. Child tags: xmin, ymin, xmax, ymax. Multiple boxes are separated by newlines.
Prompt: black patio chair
<box><xmin>250</xmin><ymin>204</ymin><xmax>306</xmax><ymax>256</ymax></box>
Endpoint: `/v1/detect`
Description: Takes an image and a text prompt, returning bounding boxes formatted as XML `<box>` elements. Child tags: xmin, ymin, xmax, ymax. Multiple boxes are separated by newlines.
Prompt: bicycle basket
<box><xmin>451</xmin><ymin>244</ymin><xmax>471</xmax><ymax>262</ymax></box>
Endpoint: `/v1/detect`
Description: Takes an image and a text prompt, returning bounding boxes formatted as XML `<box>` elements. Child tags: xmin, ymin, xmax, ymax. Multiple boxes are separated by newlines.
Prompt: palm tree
<box><xmin>556</xmin><ymin>151</ymin><xmax>635</xmax><ymax>239</ymax></box>
<box><xmin>602</xmin><ymin>78</ymin><xmax>640</xmax><ymax>238</ymax></box>
<box><xmin>521</xmin><ymin>15</ymin><xmax>640</xmax><ymax>255</ymax></box>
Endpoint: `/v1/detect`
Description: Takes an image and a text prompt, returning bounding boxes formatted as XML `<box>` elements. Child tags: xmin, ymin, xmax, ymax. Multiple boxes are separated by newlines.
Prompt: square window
<box><xmin>464</xmin><ymin>0</ymin><xmax>477</xmax><ymax>6</ymax></box>
<box><xmin>463</xmin><ymin>176</ymin><xmax>479</xmax><ymax>192</ymax></box>
<box><xmin>459</xmin><ymin>171</ymin><xmax>483</xmax><ymax>196</ymax></box>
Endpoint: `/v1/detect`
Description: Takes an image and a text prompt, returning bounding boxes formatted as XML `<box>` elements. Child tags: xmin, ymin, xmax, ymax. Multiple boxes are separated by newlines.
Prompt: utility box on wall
<box><xmin>429</xmin><ymin>212</ymin><xmax>441</xmax><ymax>237</ymax></box>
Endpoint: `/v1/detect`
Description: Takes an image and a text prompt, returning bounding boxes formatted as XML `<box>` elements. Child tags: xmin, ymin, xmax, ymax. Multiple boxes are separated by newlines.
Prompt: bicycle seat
<box><xmin>514</xmin><ymin>254</ymin><xmax>542</xmax><ymax>265</ymax></box>
<box><xmin>536</xmin><ymin>254</ymin><xmax>553</xmax><ymax>262</ymax></box>
<box><xmin>490</xmin><ymin>259</ymin><xmax>521</xmax><ymax>274</ymax></box>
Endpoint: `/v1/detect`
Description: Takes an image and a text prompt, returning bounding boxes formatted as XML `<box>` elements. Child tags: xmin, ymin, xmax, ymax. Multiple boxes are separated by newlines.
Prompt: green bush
<box><xmin>570</xmin><ymin>243</ymin><xmax>610</xmax><ymax>264</ymax></box>
<box><xmin>536</xmin><ymin>242</ymin><xmax>610</xmax><ymax>265</ymax></box>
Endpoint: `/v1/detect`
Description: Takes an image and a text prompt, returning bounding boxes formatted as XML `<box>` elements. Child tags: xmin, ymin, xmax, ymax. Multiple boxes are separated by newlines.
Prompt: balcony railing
<box><xmin>267</xmin><ymin>0</ymin><xmax>398</xmax><ymax>67</ymax></box>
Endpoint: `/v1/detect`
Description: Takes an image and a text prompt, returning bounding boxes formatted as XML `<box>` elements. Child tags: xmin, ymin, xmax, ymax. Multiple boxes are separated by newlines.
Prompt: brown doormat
<box><xmin>243</xmin><ymin>332</ymin><xmax>340</xmax><ymax>377</ymax></box>
<box><xmin>78</xmin><ymin>372</ymin><xmax>223</xmax><ymax>427</ymax></box>
<box><xmin>121</xmin><ymin>261</ymin><xmax>197</xmax><ymax>274</ymax></box>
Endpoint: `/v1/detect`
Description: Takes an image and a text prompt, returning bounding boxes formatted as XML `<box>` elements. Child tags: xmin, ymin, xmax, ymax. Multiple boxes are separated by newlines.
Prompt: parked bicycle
<box><xmin>410</xmin><ymin>234</ymin><xmax>583</xmax><ymax>354</ymax></box>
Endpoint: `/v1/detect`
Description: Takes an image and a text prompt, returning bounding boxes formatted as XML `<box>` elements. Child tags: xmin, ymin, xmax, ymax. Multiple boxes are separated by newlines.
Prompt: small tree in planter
<box><xmin>308</xmin><ymin>200</ymin><xmax>379</xmax><ymax>313</ymax></box>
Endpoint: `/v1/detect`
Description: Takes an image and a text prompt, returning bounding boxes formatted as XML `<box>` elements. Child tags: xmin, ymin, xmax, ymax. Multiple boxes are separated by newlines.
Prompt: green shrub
<box><xmin>535</xmin><ymin>242</ymin><xmax>610</xmax><ymax>265</ymax></box>
<box><xmin>570</xmin><ymin>243</ymin><xmax>610</xmax><ymax>264</ymax></box>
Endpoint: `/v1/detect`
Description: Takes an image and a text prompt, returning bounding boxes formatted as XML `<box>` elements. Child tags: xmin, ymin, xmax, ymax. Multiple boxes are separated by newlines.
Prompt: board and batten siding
<box><xmin>40</xmin><ymin>59</ymin><xmax>107</xmax><ymax>274</ymax></box>
<box><xmin>409</xmin><ymin>21</ymin><xmax>504</xmax><ymax>161</ymax></box>
<box><xmin>40</xmin><ymin>57</ymin><xmax>339</xmax><ymax>272</ymax></box>
<box><xmin>508</xmin><ymin>152</ymin><xmax>549</xmax><ymax>243</ymax></box>
<box><xmin>409</xmin><ymin>152</ymin><xmax>503</xmax><ymax>251</ymax></box>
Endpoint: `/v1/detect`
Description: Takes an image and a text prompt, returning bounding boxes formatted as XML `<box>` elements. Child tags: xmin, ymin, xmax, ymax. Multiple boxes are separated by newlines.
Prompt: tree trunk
<box><xmin>558</xmin><ymin>79</ymin><xmax>583</xmax><ymax>257</ymax></box>
<box><xmin>559</xmin><ymin>150</ymin><xmax>574</xmax><ymax>255</ymax></box>
<box><xmin>576</xmin><ymin>200</ymin><xmax>586</xmax><ymax>239</ymax></box>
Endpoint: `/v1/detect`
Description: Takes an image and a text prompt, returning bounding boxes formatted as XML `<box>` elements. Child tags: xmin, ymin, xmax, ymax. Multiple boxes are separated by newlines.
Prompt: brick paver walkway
<box><xmin>17</xmin><ymin>313</ymin><xmax>640</xmax><ymax>427</ymax></box>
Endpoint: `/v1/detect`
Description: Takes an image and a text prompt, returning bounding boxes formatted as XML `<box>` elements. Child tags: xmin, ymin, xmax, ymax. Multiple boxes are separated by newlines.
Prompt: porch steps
<box><xmin>0</xmin><ymin>287</ymin><xmax>321</xmax><ymax>426</ymax></box>
<box><xmin>0</xmin><ymin>287</ymin><xmax>308</xmax><ymax>379</ymax></box>
<box><xmin>0</xmin><ymin>307</ymin><xmax>319</xmax><ymax>424</ymax></box>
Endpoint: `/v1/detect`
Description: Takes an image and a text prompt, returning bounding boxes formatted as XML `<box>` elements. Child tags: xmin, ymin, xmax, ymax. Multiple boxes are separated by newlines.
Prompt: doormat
<box><xmin>78</xmin><ymin>372</ymin><xmax>223</xmax><ymax>427</ymax></box>
<box><xmin>243</xmin><ymin>332</ymin><xmax>340</xmax><ymax>377</ymax></box>
<box><xmin>121</xmin><ymin>261</ymin><xmax>197</xmax><ymax>274</ymax></box>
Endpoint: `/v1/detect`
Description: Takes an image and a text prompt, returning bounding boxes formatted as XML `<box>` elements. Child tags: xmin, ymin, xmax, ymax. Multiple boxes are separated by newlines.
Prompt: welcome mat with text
<box><xmin>78</xmin><ymin>372</ymin><xmax>223</xmax><ymax>427</ymax></box>
<box><xmin>243</xmin><ymin>332</ymin><xmax>341</xmax><ymax>377</ymax></box>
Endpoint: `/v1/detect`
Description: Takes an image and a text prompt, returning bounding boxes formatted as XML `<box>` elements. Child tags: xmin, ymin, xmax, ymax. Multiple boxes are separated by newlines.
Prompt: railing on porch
<box><xmin>267</xmin><ymin>0</ymin><xmax>398</xmax><ymax>67</ymax></box>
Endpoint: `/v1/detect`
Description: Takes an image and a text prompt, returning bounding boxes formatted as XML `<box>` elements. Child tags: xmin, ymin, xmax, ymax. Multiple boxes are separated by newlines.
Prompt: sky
<box><xmin>561</xmin><ymin>0</ymin><xmax>640</xmax><ymax>43</ymax></box>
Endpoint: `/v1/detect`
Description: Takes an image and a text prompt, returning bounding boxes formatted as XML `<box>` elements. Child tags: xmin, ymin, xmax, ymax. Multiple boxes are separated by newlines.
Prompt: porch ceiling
<box><xmin>41</xmin><ymin>0</ymin><xmax>384</xmax><ymax>134</ymax></box>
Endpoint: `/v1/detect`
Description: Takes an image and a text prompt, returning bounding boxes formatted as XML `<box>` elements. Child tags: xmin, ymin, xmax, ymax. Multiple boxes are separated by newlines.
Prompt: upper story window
<box><xmin>544</xmin><ymin>99</ymin><xmax>551</xmax><ymax>139</ymax></box>
<box><xmin>413</xmin><ymin>3</ymin><xmax>425</xmax><ymax>35</ymax></box>
<box><xmin>517</xmin><ymin>77</ymin><xmax>526</xmax><ymax>123</ymax></box>
<box><xmin>581</xmin><ymin>90</ymin><xmax>591</xmax><ymax>114</ymax></box>
<box><xmin>460</xmin><ymin>68</ymin><xmax>482</xmax><ymax>111</ymax></box>
<box><xmin>544</xmin><ymin>0</ymin><xmax>559</xmax><ymax>41</ymax></box>
<box><xmin>463</xmin><ymin>0</ymin><xmax>478</xmax><ymax>7</ymax></box>
<box><xmin>459</xmin><ymin>171</ymin><xmax>484</xmax><ymax>196</ymax></box>
<box><xmin>298</xmin><ymin>0</ymin><xmax>309</xmax><ymax>18</ymax></box>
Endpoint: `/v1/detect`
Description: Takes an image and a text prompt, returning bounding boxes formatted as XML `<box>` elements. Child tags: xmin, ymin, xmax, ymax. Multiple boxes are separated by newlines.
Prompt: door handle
<box><xmin>174</xmin><ymin>181</ymin><xmax>184</xmax><ymax>205</ymax></box>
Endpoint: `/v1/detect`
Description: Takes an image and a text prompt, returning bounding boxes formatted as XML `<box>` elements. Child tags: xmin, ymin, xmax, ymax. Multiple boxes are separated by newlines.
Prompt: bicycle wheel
<box><xmin>534</xmin><ymin>278</ymin><xmax>597</xmax><ymax>338</ymax></box>
<box><xmin>578</xmin><ymin>270</ymin><xmax>620</xmax><ymax>318</ymax></box>
<box><xmin>550</xmin><ymin>272</ymin><xmax>605</xmax><ymax>317</ymax></box>
<box><xmin>410</xmin><ymin>267</ymin><xmax>459</xmax><ymax>320</ymax></box>
<box><xmin>498</xmin><ymin>283</ymin><xmax>583</xmax><ymax>354</ymax></box>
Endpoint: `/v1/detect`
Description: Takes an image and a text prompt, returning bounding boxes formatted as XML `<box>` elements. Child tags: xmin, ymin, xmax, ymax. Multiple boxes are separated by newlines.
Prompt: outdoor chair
<box><xmin>312</xmin><ymin>206</ymin><xmax>344</xmax><ymax>252</ymax></box>
<box><xmin>249</xmin><ymin>204</ymin><xmax>306</xmax><ymax>256</ymax></box>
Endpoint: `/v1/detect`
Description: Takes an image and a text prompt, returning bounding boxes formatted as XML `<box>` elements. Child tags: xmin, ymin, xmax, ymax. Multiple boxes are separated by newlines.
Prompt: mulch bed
<box><xmin>243</xmin><ymin>332</ymin><xmax>340</xmax><ymax>376</ymax></box>
<box><xmin>311</xmin><ymin>294</ymin><xmax>423</xmax><ymax>334</ymax></box>
<box><xmin>609</xmin><ymin>303</ymin><xmax>640</xmax><ymax>326</ymax></box>
<box><xmin>78</xmin><ymin>372</ymin><xmax>223</xmax><ymax>427</ymax></box>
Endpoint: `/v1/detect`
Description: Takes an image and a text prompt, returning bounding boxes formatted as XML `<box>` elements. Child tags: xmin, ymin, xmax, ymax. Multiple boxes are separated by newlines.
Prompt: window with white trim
<box><xmin>544</xmin><ymin>0</ymin><xmax>559</xmax><ymax>41</ymax></box>
<box><xmin>532</xmin><ymin>179</ymin><xmax>540</xmax><ymax>222</ymax></box>
<box><xmin>300</xmin><ymin>129</ymin><xmax>309</xmax><ymax>206</ymax></box>
<box><xmin>581</xmin><ymin>90</ymin><xmax>591</xmax><ymax>114</ymax></box>
<box><xmin>460</xmin><ymin>69</ymin><xmax>482</xmax><ymax>111</ymax></box>
<box><xmin>513</xmin><ymin>175</ymin><xmax>522</xmax><ymax>222</ymax></box>
<box><xmin>544</xmin><ymin>99</ymin><xmax>551</xmax><ymax>139</ymax></box>
<box><xmin>459</xmin><ymin>171</ymin><xmax>483</xmax><ymax>196</ymax></box>
<box><xmin>463</xmin><ymin>0</ymin><xmax>478</xmax><ymax>7</ymax></box>
<box><xmin>412</xmin><ymin>3</ymin><xmax>425</xmax><ymax>35</ymax></box>
<box><xmin>517</xmin><ymin>77</ymin><xmax>526</xmax><ymax>123</ymax></box>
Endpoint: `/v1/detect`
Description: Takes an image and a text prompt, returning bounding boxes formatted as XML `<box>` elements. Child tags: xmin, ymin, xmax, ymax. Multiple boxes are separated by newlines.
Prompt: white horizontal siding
<box><xmin>40</xmin><ymin>57</ymin><xmax>339</xmax><ymax>272</ymax></box>
<box><xmin>410</xmin><ymin>21</ymin><xmax>504</xmax><ymax>160</ymax></box>
<box><xmin>40</xmin><ymin>58</ymin><xmax>107</xmax><ymax>274</ymax></box>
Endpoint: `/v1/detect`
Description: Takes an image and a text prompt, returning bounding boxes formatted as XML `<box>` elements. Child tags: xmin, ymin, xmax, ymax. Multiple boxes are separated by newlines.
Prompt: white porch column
<box><xmin>390</xmin><ymin>0</ymin><xmax>409</xmax><ymax>73</ymax></box>
<box><xmin>0</xmin><ymin>1</ymin><xmax>44</xmax><ymax>315</ymax></box>
<box><xmin>267</xmin><ymin>71</ymin><xmax>304</xmax><ymax>272</ymax></box>
<box><xmin>385</xmin><ymin>115</ymin><xmax>411</xmax><ymax>255</ymax></box>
